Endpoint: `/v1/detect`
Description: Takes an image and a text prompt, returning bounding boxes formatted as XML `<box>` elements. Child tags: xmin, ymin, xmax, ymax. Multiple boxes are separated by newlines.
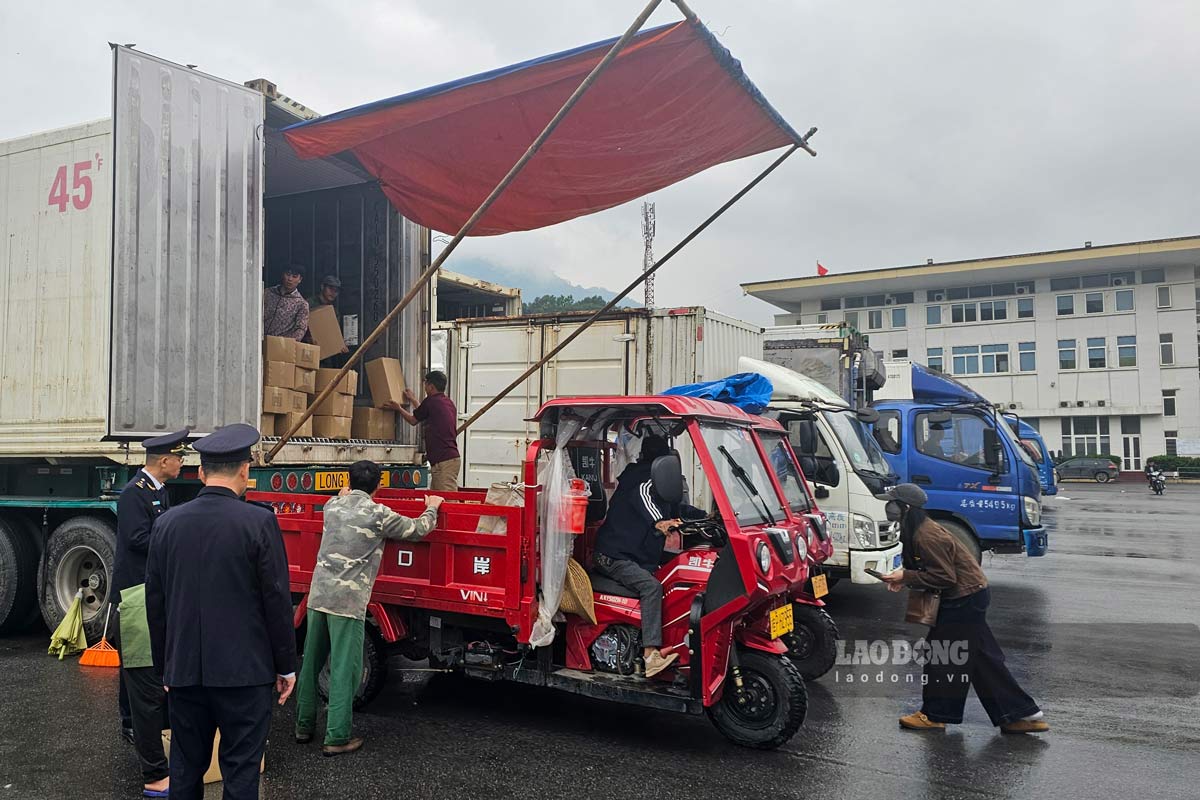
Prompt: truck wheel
<box><xmin>318</xmin><ymin>624</ymin><xmax>388</xmax><ymax>710</ymax></box>
<box><xmin>938</xmin><ymin>518</ymin><xmax>982</xmax><ymax>564</ymax></box>
<box><xmin>707</xmin><ymin>649</ymin><xmax>807</xmax><ymax>750</ymax></box>
<box><xmin>1094</xmin><ymin>471</ymin><xmax>1110</xmax><ymax>483</ymax></box>
<box><xmin>785</xmin><ymin>604</ymin><xmax>839</xmax><ymax>680</ymax></box>
<box><xmin>37</xmin><ymin>516</ymin><xmax>117</xmax><ymax>642</ymax></box>
<box><xmin>0</xmin><ymin>516</ymin><xmax>39</xmax><ymax>634</ymax></box>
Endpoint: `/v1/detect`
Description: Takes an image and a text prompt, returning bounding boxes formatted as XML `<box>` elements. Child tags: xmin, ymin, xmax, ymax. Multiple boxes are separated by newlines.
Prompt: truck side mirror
<box><xmin>856</xmin><ymin>407</ymin><xmax>880</xmax><ymax>424</ymax></box>
<box><xmin>983</xmin><ymin>428</ymin><xmax>1001</xmax><ymax>471</ymax></box>
<box><xmin>815</xmin><ymin>485</ymin><xmax>830</xmax><ymax>499</ymax></box>
<box><xmin>650</xmin><ymin>453</ymin><xmax>683</xmax><ymax>504</ymax></box>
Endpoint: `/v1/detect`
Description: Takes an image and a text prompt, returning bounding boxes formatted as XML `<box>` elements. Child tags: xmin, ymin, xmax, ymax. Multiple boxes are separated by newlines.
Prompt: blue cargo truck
<box><xmin>1005</xmin><ymin>415</ymin><xmax>1057</xmax><ymax>496</ymax></box>
<box><xmin>870</xmin><ymin>363</ymin><xmax>1047</xmax><ymax>560</ymax></box>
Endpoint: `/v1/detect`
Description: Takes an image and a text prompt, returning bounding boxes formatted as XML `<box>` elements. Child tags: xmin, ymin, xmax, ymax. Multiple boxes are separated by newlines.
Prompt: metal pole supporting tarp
<box><xmin>456</xmin><ymin>138</ymin><xmax>811</xmax><ymax>436</ymax></box>
<box><xmin>266</xmin><ymin>0</ymin><xmax>668</xmax><ymax>462</ymax></box>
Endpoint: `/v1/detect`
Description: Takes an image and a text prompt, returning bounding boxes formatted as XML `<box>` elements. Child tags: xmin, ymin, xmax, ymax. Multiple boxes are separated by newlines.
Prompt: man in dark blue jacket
<box><xmin>145</xmin><ymin>424</ymin><xmax>297</xmax><ymax>800</ymax></box>
<box><xmin>593</xmin><ymin>435</ymin><xmax>704</xmax><ymax>677</ymax></box>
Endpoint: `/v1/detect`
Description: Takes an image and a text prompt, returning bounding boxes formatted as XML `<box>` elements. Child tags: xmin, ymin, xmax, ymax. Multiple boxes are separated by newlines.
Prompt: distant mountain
<box><xmin>447</xmin><ymin>257</ymin><xmax>640</xmax><ymax>307</ymax></box>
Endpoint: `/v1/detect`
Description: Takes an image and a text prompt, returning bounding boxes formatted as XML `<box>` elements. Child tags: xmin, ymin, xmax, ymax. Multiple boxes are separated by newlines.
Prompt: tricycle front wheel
<box><xmin>707</xmin><ymin>649</ymin><xmax>807</xmax><ymax>749</ymax></box>
<box><xmin>786</xmin><ymin>604</ymin><xmax>840</xmax><ymax>680</ymax></box>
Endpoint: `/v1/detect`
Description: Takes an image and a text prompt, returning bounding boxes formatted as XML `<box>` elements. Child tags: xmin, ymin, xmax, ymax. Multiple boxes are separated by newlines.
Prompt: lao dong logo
<box><xmin>836</xmin><ymin>638</ymin><xmax>970</xmax><ymax>667</ymax></box>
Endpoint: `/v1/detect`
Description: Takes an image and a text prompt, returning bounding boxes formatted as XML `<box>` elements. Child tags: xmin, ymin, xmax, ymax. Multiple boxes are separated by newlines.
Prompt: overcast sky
<box><xmin>3</xmin><ymin>1</ymin><xmax>1198</xmax><ymax>324</ymax></box>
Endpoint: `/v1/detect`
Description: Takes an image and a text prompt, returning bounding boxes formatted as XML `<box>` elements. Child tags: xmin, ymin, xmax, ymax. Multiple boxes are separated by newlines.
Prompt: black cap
<box><xmin>321</xmin><ymin>275</ymin><xmax>342</xmax><ymax>288</ymax></box>
<box><xmin>876</xmin><ymin>483</ymin><xmax>928</xmax><ymax>508</ymax></box>
<box><xmin>193</xmin><ymin>423</ymin><xmax>260</xmax><ymax>464</ymax></box>
<box><xmin>143</xmin><ymin>429</ymin><xmax>191</xmax><ymax>456</ymax></box>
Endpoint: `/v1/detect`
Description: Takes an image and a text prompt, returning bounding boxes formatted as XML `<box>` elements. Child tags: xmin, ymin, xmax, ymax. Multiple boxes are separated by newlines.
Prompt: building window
<box><xmin>1166</xmin><ymin>431</ymin><xmax>1178</xmax><ymax>456</ymax></box>
<box><xmin>951</xmin><ymin>303</ymin><xmax>977</xmax><ymax>323</ymax></box>
<box><xmin>1051</xmin><ymin>276</ymin><xmax>1081</xmax><ymax>291</ymax></box>
<box><xmin>845</xmin><ymin>311</ymin><xmax>860</xmax><ymax>329</ymax></box>
<box><xmin>1018</xmin><ymin>342</ymin><xmax>1036</xmax><ymax>371</ymax></box>
<box><xmin>1115</xmin><ymin>289</ymin><xmax>1134</xmax><ymax>311</ymax></box>
<box><xmin>952</xmin><ymin>345</ymin><xmax>979</xmax><ymax>376</ymax></box>
<box><xmin>868</xmin><ymin>309</ymin><xmax>883</xmax><ymax>330</ymax></box>
<box><xmin>979</xmin><ymin>300</ymin><xmax>1008</xmax><ymax>321</ymax></box>
<box><xmin>816</xmin><ymin>313</ymin><xmax>828</xmax><ymax>324</ymax></box>
<box><xmin>820</xmin><ymin>298</ymin><xmax>842</xmax><ymax>310</ymax></box>
<box><xmin>1117</xmin><ymin>335</ymin><xmax>1137</xmax><ymax>367</ymax></box>
<box><xmin>927</xmin><ymin>347</ymin><xmax>944</xmax><ymax>373</ymax></box>
<box><xmin>845</xmin><ymin>296</ymin><xmax>865</xmax><ymax>309</ymax></box>
<box><xmin>1057</xmin><ymin>295</ymin><xmax>1075</xmax><ymax>316</ymax></box>
<box><xmin>1060</xmin><ymin>416</ymin><xmax>1110</xmax><ymax>457</ymax></box>
<box><xmin>892</xmin><ymin>348</ymin><xmax>909</xmax><ymax>359</ymax></box>
<box><xmin>1087</xmin><ymin>337</ymin><xmax>1107</xmax><ymax>369</ymax></box>
<box><xmin>1141</xmin><ymin>268</ymin><xmax>1165</xmax><ymax>283</ymax></box>
<box><xmin>1017</xmin><ymin>297</ymin><xmax>1034</xmax><ymax>318</ymax></box>
<box><xmin>1163</xmin><ymin>390</ymin><xmax>1177</xmax><ymax>417</ymax></box>
<box><xmin>982</xmin><ymin>344</ymin><xmax>1009</xmax><ymax>373</ymax></box>
<box><xmin>1160</xmin><ymin>333</ymin><xmax>1175</xmax><ymax>365</ymax></box>
<box><xmin>892</xmin><ymin>307</ymin><xmax>907</xmax><ymax>328</ymax></box>
<box><xmin>926</xmin><ymin>305</ymin><xmax>942</xmax><ymax>325</ymax></box>
<box><xmin>1157</xmin><ymin>285</ymin><xmax>1172</xmax><ymax>308</ymax></box>
<box><xmin>1085</xmin><ymin>292</ymin><xmax>1104</xmax><ymax>314</ymax></box>
<box><xmin>1058</xmin><ymin>339</ymin><xmax>1077</xmax><ymax>370</ymax></box>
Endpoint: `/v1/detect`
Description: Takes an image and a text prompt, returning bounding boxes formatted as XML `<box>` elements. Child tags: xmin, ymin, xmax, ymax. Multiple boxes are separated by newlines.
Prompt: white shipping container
<box><xmin>448</xmin><ymin>307</ymin><xmax>764</xmax><ymax>490</ymax></box>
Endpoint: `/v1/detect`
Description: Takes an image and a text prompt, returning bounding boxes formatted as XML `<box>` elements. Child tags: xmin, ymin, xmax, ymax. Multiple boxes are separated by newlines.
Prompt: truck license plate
<box><xmin>811</xmin><ymin>574</ymin><xmax>829</xmax><ymax>599</ymax></box>
<box><xmin>768</xmin><ymin>604</ymin><xmax>793</xmax><ymax>639</ymax></box>
<box><xmin>893</xmin><ymin>553</ymin><xmax>903</xmax><ymax>569</ymax></box>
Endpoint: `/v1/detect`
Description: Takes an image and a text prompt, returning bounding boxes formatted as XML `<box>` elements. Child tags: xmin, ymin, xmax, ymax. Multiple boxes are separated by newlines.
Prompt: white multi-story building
<box><xmin>742</xmin><ymin>236</ymin><xmax>1200</xmax><ymax>468</ymax></box>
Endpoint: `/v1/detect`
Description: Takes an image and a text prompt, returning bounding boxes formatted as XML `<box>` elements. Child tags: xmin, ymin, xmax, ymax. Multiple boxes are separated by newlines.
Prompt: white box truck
<box><xmin>0</xmin><ymin>47</ymin><xmax>430</xmax><ymax>637</ymax></box>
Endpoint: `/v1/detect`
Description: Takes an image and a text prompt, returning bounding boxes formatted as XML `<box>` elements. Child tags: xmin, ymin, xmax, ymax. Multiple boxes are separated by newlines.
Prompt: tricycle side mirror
<box><xmin>650</xmin><ymin>453</ymin><xmax>684</xmax><ymax>504</ymax></box>
<box><xmin>983</xmin><ymin>428</ymin><xmax>1002</xmax><ymax>471</ymax></box>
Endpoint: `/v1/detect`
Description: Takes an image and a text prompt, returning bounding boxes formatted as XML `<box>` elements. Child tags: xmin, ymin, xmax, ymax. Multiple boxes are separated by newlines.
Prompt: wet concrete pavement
<box><xmin>2</xmin><ymin>483</ymin><xmax>1197</xmax><ymax>799</ymax></box>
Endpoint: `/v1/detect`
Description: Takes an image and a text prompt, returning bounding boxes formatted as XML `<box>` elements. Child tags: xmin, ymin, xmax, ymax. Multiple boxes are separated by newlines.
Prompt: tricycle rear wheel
<box><xmin>786</xmin><ymin>604</ymin><xmax>839</xmax><ymax>680</ymax></box>
<box><xmin>317</xmin><ymin>623</ymin><xmax>388</xmax><ymax>710</ymax></box>
<box><xmin>707</xmin><ymin>649</ymin><xmax>807</xmax><ymax>749</ymax></box>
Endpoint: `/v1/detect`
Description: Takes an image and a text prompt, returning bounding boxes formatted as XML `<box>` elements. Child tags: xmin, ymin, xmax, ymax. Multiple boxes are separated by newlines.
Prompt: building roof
<box><xmin>742</xmin><ymin>235</ymin><xmax>1200</xmax><ymax>312</ymax></box>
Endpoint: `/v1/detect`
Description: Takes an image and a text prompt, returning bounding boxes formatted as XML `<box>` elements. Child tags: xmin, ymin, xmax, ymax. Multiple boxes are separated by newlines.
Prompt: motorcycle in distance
<box><xmin>1148</xmin><ymin>467</ymin><xmax>1166</xmax><ymax>495</ymax></box>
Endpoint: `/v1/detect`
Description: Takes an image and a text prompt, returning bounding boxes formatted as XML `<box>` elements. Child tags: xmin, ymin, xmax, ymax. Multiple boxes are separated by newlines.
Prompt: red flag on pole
<box><xmin>816</xmin><ymin>261</ymin><xmax>829</xmax><ymax>276</ymax></box>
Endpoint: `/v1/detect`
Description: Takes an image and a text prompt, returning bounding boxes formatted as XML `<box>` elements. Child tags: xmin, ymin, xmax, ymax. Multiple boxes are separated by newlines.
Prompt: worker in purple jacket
<box><xmin>389</xmin><ymin>371</ymin><xmax>461</xmax><ymax>491</ymax></box>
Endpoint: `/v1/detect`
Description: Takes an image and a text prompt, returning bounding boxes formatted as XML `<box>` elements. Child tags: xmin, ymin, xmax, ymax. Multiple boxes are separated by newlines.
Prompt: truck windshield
<box><xmin>697</xmin><ymin>424</ymin><xmax>787</xmax><ymax>526</ymax></box>
<box><xmin>1019</xmin><ymin>440</ymin><xmax>1044</xmax><ymax>464</ymax></box>
<box><xmin>756</xmin><ymin>431</ymin><xmax>812</xmax><ymax>513</ymax></box>
<box><xmin>997</xmin><ymin>418</ymin><xmax>1036</xmax><ymax>469</ymax></box>
<box><xmin>822</xmin><ymin>410</ymin><xmax>892</xmax><ymax>477</ymax></box>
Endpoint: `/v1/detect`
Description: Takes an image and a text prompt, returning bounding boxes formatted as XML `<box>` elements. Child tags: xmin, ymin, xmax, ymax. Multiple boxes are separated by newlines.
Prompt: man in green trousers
<box><xmin>296</xmin><ymin>460</ymin><xmax>442</xmax><ymax>756</ymax></box>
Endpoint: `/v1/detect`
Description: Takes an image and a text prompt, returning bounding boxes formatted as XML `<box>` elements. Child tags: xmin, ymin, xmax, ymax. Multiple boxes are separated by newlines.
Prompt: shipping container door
<box><xmin>108</xmin><ymin>46</ymin><xmax>265</xmax><ymax>437</ymax></box>
<box><xmin>543</xmin><ymin>318</ymin><xmax>638</xmax><ymax>400</ymax></box>
<box><xmin>458</xmin><ymin>323</ymin><xmax>544</xmax><ymax>487</ymax></box>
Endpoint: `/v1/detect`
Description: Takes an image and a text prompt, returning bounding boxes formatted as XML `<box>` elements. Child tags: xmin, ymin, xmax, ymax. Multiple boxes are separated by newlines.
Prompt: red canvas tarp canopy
<box><xmin>283</xmin><ymin>18</ymin><xmax>802</xmax><ymax>235</ymax></box>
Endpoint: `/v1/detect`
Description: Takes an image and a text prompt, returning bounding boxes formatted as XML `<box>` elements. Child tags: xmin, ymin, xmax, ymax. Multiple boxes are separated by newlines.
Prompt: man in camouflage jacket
<box><xmin>295</xmin><ymin>460</ymin><xmax>442</xmax><ymax>755</ymax></box>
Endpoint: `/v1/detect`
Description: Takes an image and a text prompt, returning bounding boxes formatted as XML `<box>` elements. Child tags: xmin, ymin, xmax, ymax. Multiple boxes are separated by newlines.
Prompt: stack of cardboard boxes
<box><xmin>260</xmin><ymin>334</ymin><xmax>408</xmax><ymax>441</ymax></box>
<box><xmin>261</xmin><ymin>336</ymin><xmax>321</xmax><ymax>436</ymax></box>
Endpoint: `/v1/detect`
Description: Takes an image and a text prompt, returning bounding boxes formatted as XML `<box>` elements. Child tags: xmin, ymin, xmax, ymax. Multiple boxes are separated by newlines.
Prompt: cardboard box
<box><xmin>352</xmin><ymin>407</ymin><xmax>397</xmax><ymax>440</ymax></box>
<box><xmin>281</xmin><ymin>411</ymin><xmax>313</xmax><ymax>437</ymax></box>
<box><xmin>315</xmin><ymin>368</ymin><xmax>358</xmax><ymax>396</ymax></box>
<box><xmin>313</xmin><ymin>415</ymin><xmax>352</xmax><ymax>439</ymax></box>
<box><xmin>263</xmin><ymin>386</ymin><xmax>290</xmax><ymax>414</ymax></box>
<box><xmin>294</xmin><ymin>341</ymin><xmax>321</xmax><ymax>370</ymax></box>
<box><xmin>162</xmin><ymin>729</ymin><xmax>263</xmax><ymax>784</ymax></box>
<box><xmin>260</xmin><ymin>413</ymin><xmax>279</xmax><ymax>436</ymax></box>
<box><xmin>313</xmin><ymin>392</ymin><xmax>353</xmax><ymax>418</ymax></box>
<box><xmin>263</xmin><ymin>360</ymin><xmax>296</xmax><ymax>389</ymax></box>
<box><xmin>307</xmin><ymin>304</ymin><xmax>346</xmax><ymax>360</ymax></box>
<box><xmin>294</xmin><ymin>367</ymin><xmax>316</xmax><ymax>394</ymax></box>
<box><xmin>263</xmin><ymin>335</ymin><xmax>296</xmax><ymax>364</ymax></box>
<box><xmin>287</xmin><ymin>390</ymin><xmax>310</xmax><ymax>414</ymax></box>
<box><xmin>365</xmin><ymin>357</ymin><xmax>406</xmax><ymax>409</ymax></box>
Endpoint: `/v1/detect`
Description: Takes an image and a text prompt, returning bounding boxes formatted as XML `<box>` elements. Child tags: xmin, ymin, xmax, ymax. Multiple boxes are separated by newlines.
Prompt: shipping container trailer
<box><xmin>444</xmin><ymin>307</ymin><xmax>763</xmax><ymax>505</ymax></box>
<box><xmin>0</xmin><ymin>47</ymin><xmax>430</xmax><ymax>637</ymax></box>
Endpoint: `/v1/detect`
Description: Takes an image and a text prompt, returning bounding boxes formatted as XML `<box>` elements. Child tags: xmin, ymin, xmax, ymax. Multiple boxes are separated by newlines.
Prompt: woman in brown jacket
<box><xmin>877</xmin><ymin>484</ymin><xmax>1049</xmax><ymax>734</ymax></box>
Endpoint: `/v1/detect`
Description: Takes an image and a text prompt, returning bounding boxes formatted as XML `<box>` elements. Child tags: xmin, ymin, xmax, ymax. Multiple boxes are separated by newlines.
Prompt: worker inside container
<box><xmin>264</xmin><ymin>265</ymin><xmax>310</xmax><ymax>341</ymax></box>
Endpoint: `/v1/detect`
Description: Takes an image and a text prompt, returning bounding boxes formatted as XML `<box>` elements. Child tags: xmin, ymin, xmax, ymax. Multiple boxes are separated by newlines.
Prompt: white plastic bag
<box><xmin>529</xmin><ymin>414</ymin><xmax>585</xmax><ymax>647</ymax></box>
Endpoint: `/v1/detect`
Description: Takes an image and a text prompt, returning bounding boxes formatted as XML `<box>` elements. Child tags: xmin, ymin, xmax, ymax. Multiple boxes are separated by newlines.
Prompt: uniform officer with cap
<box><xmin>145</xmin><ymin>424</ymin><xmax>297</xmax><ymax>800</ymax></box>
<box><xmin>112</xmin><ymin>430</ymin><xmax>188</xmax><ymax>745</ymax></box>
<box><xmin>113</xmin><ymin>429</ymin><xmax>188</xmax><ymax>794</ymax></box>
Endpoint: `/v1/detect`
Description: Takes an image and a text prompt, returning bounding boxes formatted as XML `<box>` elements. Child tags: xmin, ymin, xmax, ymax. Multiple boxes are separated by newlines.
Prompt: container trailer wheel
<box><xmin>37</xmin><ymin>516</ymin><xmax>117</xmax><ymax>643</ymax></box>
<box><xmin>0</xmin><ymin>516</ymin><xmax>40</xmax><ymax>634</ymax></box>
<box><xmin>317</xmin><ymin>623</ymin><xmax>388</xmax><ymax>710</ymax></box>
<box><xmin>707</xmin><ymin>649</ymin><xmax>807</xmax><ymax>750</ymax></box>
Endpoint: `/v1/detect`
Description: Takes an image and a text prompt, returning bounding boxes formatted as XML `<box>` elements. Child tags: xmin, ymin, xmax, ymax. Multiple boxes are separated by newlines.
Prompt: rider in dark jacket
<box><xmin>593</xmin><ymin>435</ymin><xmax>704</xmax><ymax>677</ymax></box>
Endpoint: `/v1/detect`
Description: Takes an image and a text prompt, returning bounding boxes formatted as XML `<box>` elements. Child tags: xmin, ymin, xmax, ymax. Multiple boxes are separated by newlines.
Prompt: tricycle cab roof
<box><xmin>531</xmin><ymin>395</ymin><xmax>776</xmax><ymax>427</ymax></box>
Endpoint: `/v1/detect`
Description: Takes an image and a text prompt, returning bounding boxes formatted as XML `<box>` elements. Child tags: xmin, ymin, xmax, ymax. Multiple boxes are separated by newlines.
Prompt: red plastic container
<box><xmin>560</xmin><ymin>478</ymin><xmax>590</xmax><ymax>534</ymax></box>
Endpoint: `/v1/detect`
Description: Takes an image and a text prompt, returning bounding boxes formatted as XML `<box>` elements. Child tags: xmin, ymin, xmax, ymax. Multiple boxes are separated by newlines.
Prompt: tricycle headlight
<box><xmin>851</xmin><ymin>513</ymin><xmax>879</xmax><ymax>548</ymax></box>
<box><xmin>1023</xmin><ymin>496</ymin><xmax>1041</xmax><ymax>527</ymax></box>
<box><xmin>756</xmin><ymin>542</ymin><xmax>771</xmax><ymax>574</ymax></box>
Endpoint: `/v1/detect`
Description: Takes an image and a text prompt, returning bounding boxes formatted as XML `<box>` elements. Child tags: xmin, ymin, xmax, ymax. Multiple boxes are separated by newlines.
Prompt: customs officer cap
<box><xmin>193</xmin><ymin>423</ymin><xmax>261</xmax><ymax>463</ymax></box>
<box><xmin>143</xmin><ymin>429</ymin><xmax>192</xmax><ymax>456</ymax></box>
